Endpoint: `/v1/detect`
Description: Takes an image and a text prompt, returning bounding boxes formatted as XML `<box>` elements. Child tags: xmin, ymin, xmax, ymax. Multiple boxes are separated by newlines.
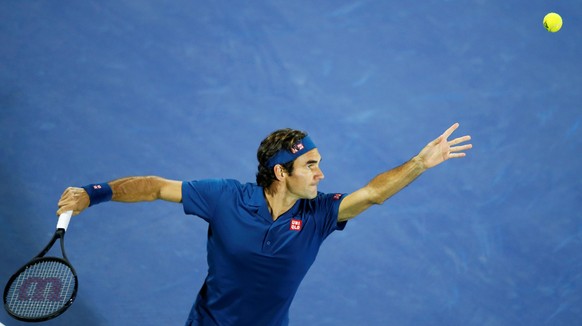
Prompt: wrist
<box><xmin>82</xmin><ymin>183</ymin><xmax>113</xmax><ymax>206</ymax></box>
<box><xmin>411</xmin><ymin>155</ymin><xmax>427</xmax><ymax>173</ymax></box>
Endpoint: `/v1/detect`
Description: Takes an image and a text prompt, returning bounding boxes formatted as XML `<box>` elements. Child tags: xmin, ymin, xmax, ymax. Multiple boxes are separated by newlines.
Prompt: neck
<box><xmin>264</xmin><ymin>185</ymin><xmax>297</xmax><ymax>221</ymax></box>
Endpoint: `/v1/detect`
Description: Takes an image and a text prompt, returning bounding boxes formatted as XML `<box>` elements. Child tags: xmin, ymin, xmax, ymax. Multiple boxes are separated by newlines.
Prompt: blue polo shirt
<box><xmin>182</xmin><ymin>179</ymin><xmax>347</xmax><ymax>326</ymax></box>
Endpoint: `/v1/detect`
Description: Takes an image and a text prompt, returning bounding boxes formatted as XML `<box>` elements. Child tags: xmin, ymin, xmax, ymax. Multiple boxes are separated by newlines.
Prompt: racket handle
<box><xmin>57</xmin><ymin>210</ymin><xmax>73</xmax><ymax>231</ymax></box>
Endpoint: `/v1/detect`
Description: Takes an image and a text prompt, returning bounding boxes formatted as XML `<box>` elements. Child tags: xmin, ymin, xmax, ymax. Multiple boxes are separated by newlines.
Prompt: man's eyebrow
<box><xmin>306</xmin><ymin>158</ymin><xmax>322</xmax><ymax>165</ymax></box>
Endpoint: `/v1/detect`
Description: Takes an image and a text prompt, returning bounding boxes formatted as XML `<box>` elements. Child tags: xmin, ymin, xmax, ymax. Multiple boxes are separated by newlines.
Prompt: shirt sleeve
<box><xmin>315</xmin><ymin>192</ymin><xmax>348</xmax><ymax>239</ymax></box>
<box><xmin>182</xmin><ymin>179</ymin><xmax>231</xmax><ymax>222</ymax></box>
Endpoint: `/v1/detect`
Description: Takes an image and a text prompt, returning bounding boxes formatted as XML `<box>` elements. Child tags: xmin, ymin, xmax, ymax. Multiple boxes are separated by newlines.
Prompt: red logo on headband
<box><xmin>291</xmin><ymin>142</ymin><xmax>304</xmax><ymax>154</ymax></box>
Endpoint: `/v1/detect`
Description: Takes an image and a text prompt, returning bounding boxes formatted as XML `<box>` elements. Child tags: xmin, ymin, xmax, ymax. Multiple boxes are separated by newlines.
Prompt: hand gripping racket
<box><xmin>3</xmin><ymin>211</ymin><xmax>78</xmax><ymax>322</ymax></box>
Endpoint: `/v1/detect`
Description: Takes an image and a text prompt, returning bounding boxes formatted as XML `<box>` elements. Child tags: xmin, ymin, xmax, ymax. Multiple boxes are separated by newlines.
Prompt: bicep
<box><xmin>338</xmin><ymin>187</ymin><xmax>376</xmax><ymax>222</ymax></box>
<box><xmin>159</xmin><ymin>179</ymin><xmax>183</xmax><ymax>203</ymax></box>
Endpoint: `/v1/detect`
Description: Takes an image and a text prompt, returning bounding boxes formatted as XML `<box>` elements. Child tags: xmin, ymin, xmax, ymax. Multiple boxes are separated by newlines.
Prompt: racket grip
<box><xmin>57</xmin><ymin>210</ymin><xmax>73</xmax><ymax>231</ymax></box>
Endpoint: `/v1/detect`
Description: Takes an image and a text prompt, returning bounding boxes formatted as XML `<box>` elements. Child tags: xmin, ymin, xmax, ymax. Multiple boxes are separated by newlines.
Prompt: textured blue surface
<box><xmin>1</xmin><ymin>1</ymin><xmax>581</xmax><ymax>325</ymax></box>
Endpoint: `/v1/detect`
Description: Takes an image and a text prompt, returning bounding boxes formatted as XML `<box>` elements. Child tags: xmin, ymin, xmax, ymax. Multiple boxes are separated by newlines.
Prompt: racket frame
<box><xmin>3</xmin><ymin>212</ymin><xmax>78</xmax><ymax>322</ymax></box>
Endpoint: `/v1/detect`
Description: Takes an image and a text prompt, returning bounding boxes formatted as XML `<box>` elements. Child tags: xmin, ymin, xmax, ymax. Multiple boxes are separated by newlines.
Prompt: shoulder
<box><xmin>301</xmin><ymin>192</ymin><xmax>348</xmax><ymax>234</ymax></box>
<box><xmin>315</xmin><ymin>192</ymin><xmax>346</xmax><ymax>203</ymax></box>
<box><xmin>183</xmin><ymin>178</ymin><xmax>242</xmax><ymax>188</ymax></box>
<box><xmin>303</xmin><ymin>192</ymin><xmax>346</xmax><ymax>211</ymax></box>
<box><xmin>182</xmin><ymin>178</ymin><xmax>248</xmax><ymax>196</ymax></box>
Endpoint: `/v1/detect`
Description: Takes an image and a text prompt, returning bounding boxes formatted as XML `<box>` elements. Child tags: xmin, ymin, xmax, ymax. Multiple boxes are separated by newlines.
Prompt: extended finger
<box><xmin>449</xmin><ymin>135</ymin><xmax>471</xmax><ymax>146</ymax></box>
<box><xmin>442</xmin><ymin>122</ymin><xmax>460</xmax><ymax>139</ymax></box>
<box><xmin>449</xmin><ymin>152</ymin><xmax>467</xmax><ymax>158</ymax></box>
<box><xmin>450</xmin><ymin>143</ymin><xmax>473</xmax><ymax>152</ymax></box>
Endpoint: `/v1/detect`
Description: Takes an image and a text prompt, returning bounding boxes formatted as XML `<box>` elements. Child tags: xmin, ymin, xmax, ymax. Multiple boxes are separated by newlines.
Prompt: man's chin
<box><xmin>307</xmin><ymin>190</ymin><xmax>318</xmax><ymax>199</ymax></box>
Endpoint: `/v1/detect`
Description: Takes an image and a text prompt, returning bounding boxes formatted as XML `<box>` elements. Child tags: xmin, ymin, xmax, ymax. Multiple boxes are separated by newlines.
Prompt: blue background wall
<box><xmin>1</xmin><ymin>1</ymin><xmax>581</xmax><ymax>325</ymax></box>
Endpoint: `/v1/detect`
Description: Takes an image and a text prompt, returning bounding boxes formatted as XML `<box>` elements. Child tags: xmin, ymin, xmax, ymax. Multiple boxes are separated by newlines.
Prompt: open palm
<box><xmin>418</xmin><ymin>123</ymin><xmax>472</xmax><ymax>169</ymax></box>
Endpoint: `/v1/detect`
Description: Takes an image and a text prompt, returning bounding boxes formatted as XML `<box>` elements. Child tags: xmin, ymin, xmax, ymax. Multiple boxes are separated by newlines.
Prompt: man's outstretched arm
<box><xmin>338</xmin><ymin>123</ymin><xmax>472</xmax><ymax>222</ymax></box>
<box><xmin>57</xmin><ymin>176</ymin><xmax>182</xmax><ymax>216</ymax></box>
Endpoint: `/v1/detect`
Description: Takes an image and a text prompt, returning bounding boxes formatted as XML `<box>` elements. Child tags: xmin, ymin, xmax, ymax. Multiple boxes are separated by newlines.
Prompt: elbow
<box><xmin>367</xmin><ymin>189</ymin><xmax>386</xmax><ymax>206</ymax></box>
<box><xmin>145</xmin><ymin>176</ymin><xmax>167</xmax><ymax>200</ymax></box>
<box><xmin>370</xmin><ymin>197</ymin><xmax>385</xmax><ymax>206</ymax></box>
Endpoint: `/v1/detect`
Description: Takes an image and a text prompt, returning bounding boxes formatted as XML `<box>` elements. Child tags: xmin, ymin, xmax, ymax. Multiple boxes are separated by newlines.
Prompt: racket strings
<box><xmin>6</xmin><ymin>259</ymin><xmax>76</xmax><ymax>319</ymax></box>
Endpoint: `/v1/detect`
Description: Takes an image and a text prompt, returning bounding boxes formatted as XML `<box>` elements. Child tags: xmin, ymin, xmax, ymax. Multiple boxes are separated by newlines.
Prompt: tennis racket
<box><xmin>3</xmin><ymin>211</ymin><xmax>78</xmax><ymax>322</ymax></box>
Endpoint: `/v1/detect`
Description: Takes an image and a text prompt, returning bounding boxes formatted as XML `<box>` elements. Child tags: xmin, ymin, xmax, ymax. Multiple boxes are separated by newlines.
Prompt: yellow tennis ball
<box><xmin>543</xmin><ymin>12</ymin><xmax>563</xmax><ymax>32</ymax></box>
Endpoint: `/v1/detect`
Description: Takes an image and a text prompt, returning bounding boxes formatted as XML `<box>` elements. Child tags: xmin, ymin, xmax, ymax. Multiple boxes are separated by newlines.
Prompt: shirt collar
<box><xmin>248</xmin><ymin>183</ymin><xmax>301</xmax><ymax>219</ymax></box>
<box><xmin>249</xmin><ymin>183</ymin><xmax>267</xmax><ymax>207</ymax></box>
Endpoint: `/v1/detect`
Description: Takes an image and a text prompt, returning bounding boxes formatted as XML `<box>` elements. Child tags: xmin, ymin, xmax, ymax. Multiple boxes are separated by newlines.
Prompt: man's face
<box><xmin>285</xmin><ymin>148</ymin><xmax>325</xmax><ymax>199</ymax></box>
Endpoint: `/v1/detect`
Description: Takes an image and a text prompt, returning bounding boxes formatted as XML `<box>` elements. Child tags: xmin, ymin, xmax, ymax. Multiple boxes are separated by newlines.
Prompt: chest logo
<box><xmin>290</xmin><ymin>219</ymin><xmax>302</xmax><ymax>231</ymax></box>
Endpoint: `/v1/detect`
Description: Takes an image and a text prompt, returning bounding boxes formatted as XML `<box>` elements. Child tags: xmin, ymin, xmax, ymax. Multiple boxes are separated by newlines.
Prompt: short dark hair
<box><xmin>256</xmin><ymin>128</ymin><xmax>307</xmax><ymax>188</ymax></box>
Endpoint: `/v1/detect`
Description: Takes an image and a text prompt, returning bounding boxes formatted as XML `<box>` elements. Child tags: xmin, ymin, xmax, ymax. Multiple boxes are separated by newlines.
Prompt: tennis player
<box><xmin>57</xmin><ymin>123</ymin><xmax>471</xmax><ymax>326</ymax></box>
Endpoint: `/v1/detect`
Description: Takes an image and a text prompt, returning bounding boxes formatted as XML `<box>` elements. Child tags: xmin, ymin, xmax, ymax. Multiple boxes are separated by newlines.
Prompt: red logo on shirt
<box><xmin>290</xmin><ymin>219</ymin><xmax>302</xmax><ymax>231</ymax></box>
<box><xmin>333</xmin><ymin>193</ymin><xmax>342</xmax><ymax>200</ymax></box>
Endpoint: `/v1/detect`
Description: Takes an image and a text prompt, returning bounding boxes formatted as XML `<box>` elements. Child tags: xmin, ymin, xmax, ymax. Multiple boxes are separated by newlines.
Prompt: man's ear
<box><xmin>274</xmin><ymin>164</ymin><xmax>286</xmax><ymax>181</ymax></box>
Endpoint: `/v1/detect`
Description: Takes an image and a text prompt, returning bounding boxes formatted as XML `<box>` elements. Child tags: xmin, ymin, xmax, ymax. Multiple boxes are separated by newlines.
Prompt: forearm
<box><xmin>109</xmin><ymin>176</ymin><xmax>168</xmax><ymax>202</ymax></box>
<box><xmin>57</xmin><ymin>176</ymin><xmax>181</xmax><ymax>216</ymax></box>
<box><xmin>366</xmin><ymin>156</ymin><xmax>426</xmax><ymax>205</ymax></box>
<box><xmin>339</xmin><ymin>123</ymin><xmax>471</xmax><ymax>221</ymax></box>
